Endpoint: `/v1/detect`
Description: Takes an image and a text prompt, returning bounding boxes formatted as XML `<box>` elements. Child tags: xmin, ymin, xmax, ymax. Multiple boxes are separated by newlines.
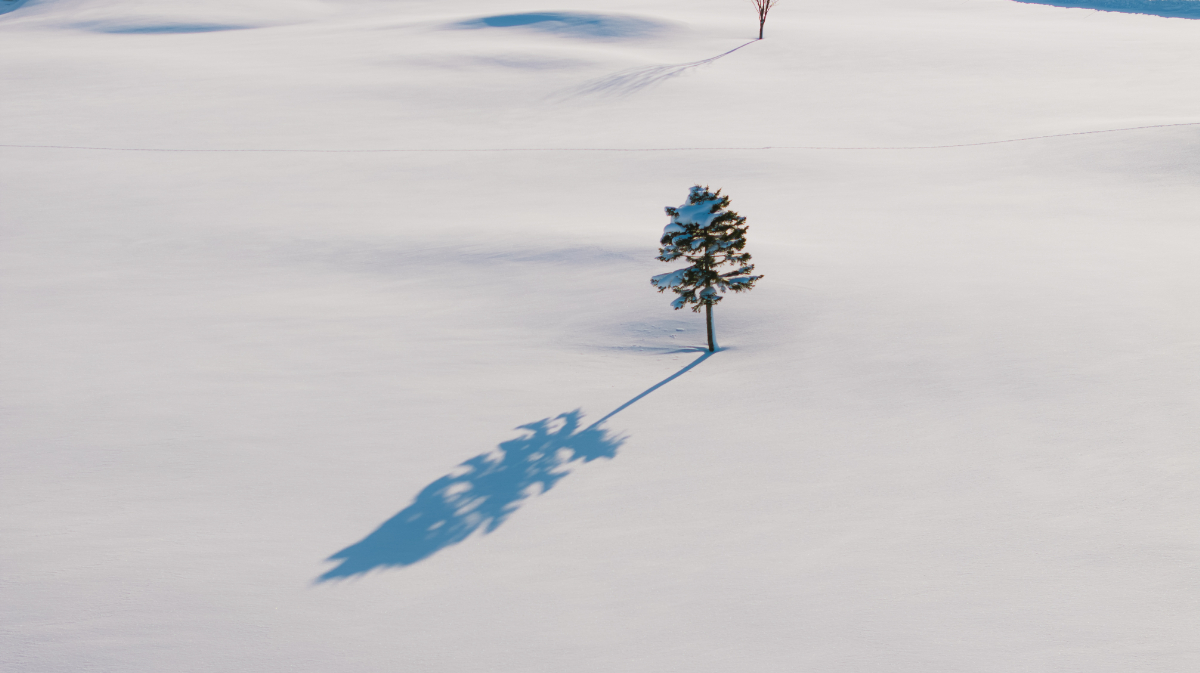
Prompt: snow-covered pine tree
<box><xmin>651</xmin><ymin>185</ymin><xmax>763</xmax><ymax>352</ymax></box>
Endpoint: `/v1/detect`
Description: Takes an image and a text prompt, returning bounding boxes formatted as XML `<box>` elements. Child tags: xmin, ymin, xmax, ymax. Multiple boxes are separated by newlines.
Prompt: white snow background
<box><xmin>2</xmin><ymin>0</ymin><xmax>1198</xmax><ymax>670</ymax></box>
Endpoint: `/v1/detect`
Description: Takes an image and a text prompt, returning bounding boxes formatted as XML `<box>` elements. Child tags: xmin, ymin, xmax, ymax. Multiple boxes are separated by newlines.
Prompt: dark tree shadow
<box><xmin>317</xmin><ymin>352</ymin><xmax>712</xmax><ymax>581</ymax></box>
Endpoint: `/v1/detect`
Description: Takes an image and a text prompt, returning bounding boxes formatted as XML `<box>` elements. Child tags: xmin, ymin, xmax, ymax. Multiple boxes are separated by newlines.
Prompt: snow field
<box><xmin>2</xmin><ymin>0</ymin><xmax>1199</xmax><ymax>671</ymax></box>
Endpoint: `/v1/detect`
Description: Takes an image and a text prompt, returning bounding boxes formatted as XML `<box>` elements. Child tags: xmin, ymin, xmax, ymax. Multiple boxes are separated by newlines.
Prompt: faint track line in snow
<box><xmin>4</xmin><ymin>122</ymin><xmax>1200</xmax><ymax>154</ymax></box>
<box><xmin>567</xmin><ymin>40</ymin><xmax>758</xmax><ymax>98</ymax></box>
<box><xmin>772</xmin><ymin>121</ymin><xmax>1200</xmax><ymax>149</ymax></box>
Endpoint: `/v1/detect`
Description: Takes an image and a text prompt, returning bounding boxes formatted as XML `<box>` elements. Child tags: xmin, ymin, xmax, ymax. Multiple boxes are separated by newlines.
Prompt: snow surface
<box><xmin>1017</xmin><ymin>0</ymin><xmax>1200</xmax><ymax>19</ymax></box>
<box><xmin>2</xmin><ymin>0</ymin><xmax>1199</xmax><ymax>671</ymax></box>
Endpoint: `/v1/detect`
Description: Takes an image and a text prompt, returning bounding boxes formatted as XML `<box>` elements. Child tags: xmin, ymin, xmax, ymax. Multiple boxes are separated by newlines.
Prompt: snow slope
<box><xmin>1017</xmin><ymin>0</ymin><xmax>1200</xmax><ymax>20</ymax></box>
<box><xmin>2</xmin><ymin>0</ymin><xmax>1198</xmax><ymax>671</ymax></box>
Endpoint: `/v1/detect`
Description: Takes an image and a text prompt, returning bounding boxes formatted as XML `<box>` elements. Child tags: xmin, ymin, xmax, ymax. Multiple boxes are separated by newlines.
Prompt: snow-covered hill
<box><xmin>1018</xmin><ymin>0</ymin><xmax>1200</xmax><ymax>19</ymax></box>
<box><xmin>2</xmin><ymin>1</ymin><xmax>1198</xmax><ymax>671</ymax></box>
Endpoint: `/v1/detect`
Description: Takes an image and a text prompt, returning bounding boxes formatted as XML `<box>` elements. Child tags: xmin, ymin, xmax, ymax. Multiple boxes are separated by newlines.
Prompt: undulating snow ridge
<box><xmin>0</xmin><ymin>0</ymin><xmax>336</xmax><ymax>30</ymax></box>
<box><xmin>0</xmin><ymin>0</ymin><xmax>28</xmax><ymax>17</ymax></box>
<box><xmin>1016</xmin><ymin>0</ymin><xmax>1200</xmax><ymax>19</ymax></box>
<box><xmin>6</xmin><ymin>121</ymin><xmax>1200</xmax><ymax>152</ymax></box>
<box><xmin>452</xmin><ymin>11</ymin><xmax>670</xmax><ymax>39</ymax></box>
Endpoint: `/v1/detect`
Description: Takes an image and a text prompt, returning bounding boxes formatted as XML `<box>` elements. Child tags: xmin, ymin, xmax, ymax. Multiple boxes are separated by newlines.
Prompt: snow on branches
<box><xmin>651</xmin><ymin>185</ymin><xmax>762</xmax><ymax>313</ymax></box>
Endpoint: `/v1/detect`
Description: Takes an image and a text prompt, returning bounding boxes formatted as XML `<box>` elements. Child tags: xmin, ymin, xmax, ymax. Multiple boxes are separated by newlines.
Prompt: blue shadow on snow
<box><xmin>571</xmin><ymin>41</ymin><xmax>757</xmax><ymax>98</ymax></box>
<box><xmin>94</xmin><ymin>24</ymin><xmax>249</xmax><ymax>34</ymax></box>
<box><xmin>1014</xmin><ymin>0</ymin><xmax>1200</xmax><ymax>18</ymax></box>
<box><xmin>452</xmin><ymin>12</ymin><xmax>665</xmax><ymax>39</ymax></box>
<box><xmin>0</xmin><ymin>0</ymin><xmax>30</xmax><ymax>16</ymax></box>
<box><xmin>317</xmin><ymin>351</ymin><xmax>712</xmax><ymax>581</ymax></box>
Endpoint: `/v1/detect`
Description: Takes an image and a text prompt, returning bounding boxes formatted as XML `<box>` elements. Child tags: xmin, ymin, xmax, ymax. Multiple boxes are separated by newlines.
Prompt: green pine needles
<box><xmin>651</xmin><ymin>185</ymin><xmax>763</xmax><ymax>351</ymax></box>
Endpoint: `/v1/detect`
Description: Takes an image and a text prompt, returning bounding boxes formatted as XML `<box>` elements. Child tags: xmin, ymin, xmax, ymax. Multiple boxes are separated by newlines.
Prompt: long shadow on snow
<box><xmin>568</xmin><ymin>40</ymin><xmax>758</xmax><ymax>98</ymax></box>
<box><xmin>94</xmin><ymin>23</ymin><xmax>250</xmax><ymax>34</ymax></box>
<box><xmin>317</xmin><ymin>351</ymin><xmax>712</xmax><ymax>581</ymax></box>
<box><xmin>1015</xmin><ymin>0</ymin><xmax>1200</xmax><ymax>19</ymax></box>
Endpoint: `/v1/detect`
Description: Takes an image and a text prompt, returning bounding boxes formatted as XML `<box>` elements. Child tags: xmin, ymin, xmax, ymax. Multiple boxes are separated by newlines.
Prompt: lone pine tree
<box><xmin>651</xmin><ymin>185</ymin><xmax>763</xmax><ymax>351</ymax></box>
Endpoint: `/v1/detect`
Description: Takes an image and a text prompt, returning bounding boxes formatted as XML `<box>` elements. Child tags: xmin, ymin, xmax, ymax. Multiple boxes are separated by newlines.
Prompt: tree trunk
<box><xmin>705</xmin><ymin>303</ymin><xmax>716</xmax><ymax>352</ymax></box>
<box><xmin>758</xmin><ymin>21</ymin><xmax>764</xmax><ymax>39</ymax></box>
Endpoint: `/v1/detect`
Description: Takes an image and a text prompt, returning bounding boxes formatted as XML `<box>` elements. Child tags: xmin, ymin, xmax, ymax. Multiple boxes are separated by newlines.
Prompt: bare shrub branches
<box><xmin>752</xmin><ymin>0</ymin><xmax>778</xmax><ymax>39</ymax></box>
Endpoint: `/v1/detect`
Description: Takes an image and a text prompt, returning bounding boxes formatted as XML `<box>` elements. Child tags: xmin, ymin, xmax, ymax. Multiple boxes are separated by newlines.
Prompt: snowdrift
<box><xmin>1016</xmin><ymin>0</ymin><xmax>1200</xmax><ymax>19</ymax></box>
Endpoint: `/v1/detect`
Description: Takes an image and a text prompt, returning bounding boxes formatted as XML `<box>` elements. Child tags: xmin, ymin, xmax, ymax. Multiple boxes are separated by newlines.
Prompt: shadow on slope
<box><xmin>1015</xmin><ymin>0</ymin><xmax>1200</xmax><ymax>18</ymax></box>
<box><xmin>85</xmin><ymin>23</ymin><xmax>250</xmax><ymax>33</ymax></box>
<box><xmin>569</xmin><ymin>40</ymin><xmax>757</xmax><ymax>98</ymax></box>
<box><xmin>317</xmin><ymin>351</ymin><xmax>712</xmax><ymax>581</ymax></box>
<box><xmin>451</xmin><ymin>12</ymin><xmax>666</xmax><ymax>39</ymax></box>
<box><xmin>0</xmin><ymin>0</ymin><xmax>30</xmax><ymax>16</ymax></box>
